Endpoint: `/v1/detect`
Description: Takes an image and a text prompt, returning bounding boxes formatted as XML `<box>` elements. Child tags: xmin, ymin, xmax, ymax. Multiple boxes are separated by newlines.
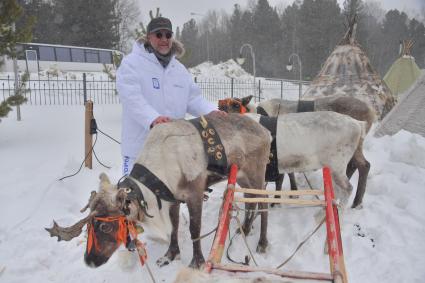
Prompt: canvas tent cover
<box><xmin>303</xmin><ymin>18</ymin><xmax>395</xmax><ymax>119</ymax></box>
<box><xmin>383</xmin><ymin>55</ymin><xmax>421</xmax><ymax>96</ymax></box>
<box><xmin>375</xmin><ymin>71</ymin><xmax>425</xmax><ymax>138</ymax></box>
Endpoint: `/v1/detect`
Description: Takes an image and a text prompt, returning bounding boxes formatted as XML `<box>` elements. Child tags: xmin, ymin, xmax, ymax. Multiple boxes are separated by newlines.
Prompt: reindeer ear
<box><xmin>241</xmin><ymin>95</ymin><xmax>253</xmax><ymax>106</ymax></box>
<box><xmin>99</xmin><ymin>173</ymin><xmax>111</xmax><ymax>186</ymax></box>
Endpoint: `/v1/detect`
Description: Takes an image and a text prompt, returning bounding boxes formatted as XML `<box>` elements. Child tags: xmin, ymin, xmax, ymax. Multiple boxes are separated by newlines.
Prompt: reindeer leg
<box><xmin>288</xmin><ymin>173</ymin><xmax>299</xmax><ymax>199</ymax></box>
<box><xmin>271</xmin><ymin>174</ymin><xmax>284</xmax><ymax>207</ymax></box>
<box><xmin>289</xmin><ymin>173</ymin><xmax>298</xmax><ymax>191</ymax></box>
<box><xmin>156</xmin><ymin>202</ymin><xmax>181</xmax><ymax>267</ymax></box>
<box><xmin>241</xmin><ymin>199</ymin><xmax>256</xmax><ymax>235</ymax></box>
<box><xmin>237</xmin><ymin>174</ymin><xmax>256</xmax><ymax>235</ymax></box>
<box><xmin>351</xmin><ymin>148</ymin><xmax>370</xmax><ymax>208</ymax></box>
<box><xmin>256</xmin><ymin>200</ymin><xmax>269</xmax><ymax>253</ymax></box>
<box><xmin>186</xmin><ymin>194</ymin><xmax>205</xmax><ymax>269</ymax></box>
<box><xmin>346</xmin><ymin>158</ymin><xmax>357</xmax><ymax>179</ymax></box>
<box><xmin>238</xmin><ymin>169</ymin><xmax>269</xmax><ymax>253</ymax></box>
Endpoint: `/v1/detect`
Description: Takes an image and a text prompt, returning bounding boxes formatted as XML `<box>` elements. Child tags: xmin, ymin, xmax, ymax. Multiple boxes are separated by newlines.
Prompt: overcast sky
<box><xmin>137</xmin><ymin>0</ymin><xmax>424</xmax><ymax>31</ymax></box>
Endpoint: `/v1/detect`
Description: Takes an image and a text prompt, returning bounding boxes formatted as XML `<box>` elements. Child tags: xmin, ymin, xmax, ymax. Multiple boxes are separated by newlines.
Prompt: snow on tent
<box><xmin>374</xmin><ymin>71</ymin><xmax>425</xmax><ymax>138</ymax></box>
<box><xmin>303</xmin><ymin>17</ymin><xmax>396</xmax><ymax>119</ymax></box>
<box><xmin>383</xmin><ymin>40</ymin><xmax>421</xmax><ymax>97</ymax></box>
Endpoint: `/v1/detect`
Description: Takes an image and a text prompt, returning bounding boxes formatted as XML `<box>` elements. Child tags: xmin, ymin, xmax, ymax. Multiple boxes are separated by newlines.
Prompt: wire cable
<box><xmin>59</xmin><ymin>134</ymin><xmax>99</xmax><ymax>181</ymax></box>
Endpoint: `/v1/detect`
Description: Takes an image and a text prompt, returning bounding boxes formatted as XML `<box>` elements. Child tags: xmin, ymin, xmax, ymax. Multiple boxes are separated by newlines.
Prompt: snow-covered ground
<box><xmin>1</xmin><ymin>59</ymin><xmax>425</xmax><ymax>282</ymax></box>
<box><xmin>1</xmin><ymin>102</ymin><xmax>425</xmax><ymax>283</ymax></box>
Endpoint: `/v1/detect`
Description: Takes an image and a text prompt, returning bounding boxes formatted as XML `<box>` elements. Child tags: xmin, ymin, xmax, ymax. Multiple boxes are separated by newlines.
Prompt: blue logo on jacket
<box><xmin>152</xmin><ymin>78</ymin><xmax>160</xmax><ymax>89</ymax></box>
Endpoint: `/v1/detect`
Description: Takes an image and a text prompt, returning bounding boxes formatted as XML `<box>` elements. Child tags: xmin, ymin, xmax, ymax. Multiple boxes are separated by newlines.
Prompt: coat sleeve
<box><xmin>116</xmin><ymin>59</ymin><xmax>159</xmax><ymax>130</ymax></box>
<box><xmin>186</xmin><ymin>78</ymin><xmax>217</xmax><ymax>117</ymax></box>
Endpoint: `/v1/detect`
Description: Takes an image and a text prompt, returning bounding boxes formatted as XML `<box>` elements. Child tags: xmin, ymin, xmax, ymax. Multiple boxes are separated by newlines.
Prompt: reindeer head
<box><xmin>46</xmin><ymin>173</ymin><xmax>143</xmax><ymax>268</ymax></box>
<box><xmin>218</xmin><ymin>95</ymin><xmax>253</xmax><ymax>114</ymax></box>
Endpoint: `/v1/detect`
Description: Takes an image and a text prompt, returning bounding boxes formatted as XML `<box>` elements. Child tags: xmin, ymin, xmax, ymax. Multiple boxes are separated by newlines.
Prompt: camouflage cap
<box><xmin>147</xmin><ymin>17</ymin><xmax>173</xmax><ymax>34</ymax></box>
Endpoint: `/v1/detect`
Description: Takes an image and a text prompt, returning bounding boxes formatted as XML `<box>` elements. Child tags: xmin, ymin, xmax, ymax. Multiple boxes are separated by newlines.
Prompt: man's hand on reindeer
<box><xmin>151</xmin><ymin>116</ymin><xmax>172</xmax><ymax>128</ymax></box>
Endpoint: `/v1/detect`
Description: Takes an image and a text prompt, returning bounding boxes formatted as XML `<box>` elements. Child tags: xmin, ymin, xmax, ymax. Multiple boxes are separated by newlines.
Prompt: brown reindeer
<box><xmin>47</xmin><ymin>113</ymin><xmax>271</xmax><ymax>269</ymax></box>
<box><xmin>218</xmin><ymin>95</ymin><xmax>374</xmax><ymax>208</ymax></box>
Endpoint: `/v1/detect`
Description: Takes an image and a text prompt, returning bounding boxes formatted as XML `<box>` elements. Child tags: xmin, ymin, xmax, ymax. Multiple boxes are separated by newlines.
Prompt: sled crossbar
<box><xmin>235</xmin><ymin>188</ymin><xmax>324</xmax><ymax>196</ymax></box>
<box><xmin>234</xmin><ymin>197</ymin><xmax>325</xmax><ymax>206</ymax></box>
<box><xmin>205</xmin><ymin>164</ymin><xmax>348</xmax><ymax>283</ymax></box>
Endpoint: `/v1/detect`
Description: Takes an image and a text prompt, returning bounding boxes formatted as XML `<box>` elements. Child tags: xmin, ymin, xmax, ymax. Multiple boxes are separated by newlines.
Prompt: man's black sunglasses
<box><xmin>155</xmin><ymin>31</ymin><xmax>172</xmax><ymax>39</ymax></box>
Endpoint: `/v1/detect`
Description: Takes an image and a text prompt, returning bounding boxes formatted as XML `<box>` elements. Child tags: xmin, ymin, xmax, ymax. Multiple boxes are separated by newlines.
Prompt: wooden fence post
<box><xmin>84</xmin><ymin>100</ymin><xmax>93</xmax><ymax>169</ymax></box>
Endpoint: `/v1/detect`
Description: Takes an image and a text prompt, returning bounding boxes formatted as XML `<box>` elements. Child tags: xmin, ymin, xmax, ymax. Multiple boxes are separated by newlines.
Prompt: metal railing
<box><xmin>1</xmin><ymin>74</ymin><xmax>310</xmax><ymax>105</ymax></box>
<box><xmin>1</xmin><ymin>73</ymin><xmax>119</xmax><ymax>105</ymax></box>
<box><xmin>195</xmin><ymin>77</ymin><xmax>310</xmax><ymax>102</ymax></box>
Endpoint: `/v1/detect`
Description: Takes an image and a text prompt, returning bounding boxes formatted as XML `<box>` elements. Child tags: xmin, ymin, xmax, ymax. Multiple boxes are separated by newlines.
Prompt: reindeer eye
<box><xmin>125</xmin><ymin>187</ymin><xmax>132</xmax><ymax>193</ymax></box>
<box><xmin>99</xmin><ymin>223</ymin><xmax>113</xmax><ymax>233</ymax></box>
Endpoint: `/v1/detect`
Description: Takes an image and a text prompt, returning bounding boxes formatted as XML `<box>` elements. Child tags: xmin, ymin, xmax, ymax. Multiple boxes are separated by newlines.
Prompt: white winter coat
<box><xmin>116</xmin><ymin>40</ymin><xmax>216</xmax><ymax>159</ymax></box>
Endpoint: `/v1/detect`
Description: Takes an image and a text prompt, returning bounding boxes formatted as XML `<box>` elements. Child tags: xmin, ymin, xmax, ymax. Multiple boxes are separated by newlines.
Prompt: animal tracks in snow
<box><xmin>353</xmin><ymin>223</ymin><xmax>375</xmax><ymax>248</ymax></box>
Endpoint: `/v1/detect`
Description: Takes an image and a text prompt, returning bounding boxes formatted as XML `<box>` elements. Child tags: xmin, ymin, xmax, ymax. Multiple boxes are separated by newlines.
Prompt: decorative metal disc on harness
<box><xmin>189</xmin><ymin>116</ymin><xmax>228</xmax><ymax>176</ymax></box>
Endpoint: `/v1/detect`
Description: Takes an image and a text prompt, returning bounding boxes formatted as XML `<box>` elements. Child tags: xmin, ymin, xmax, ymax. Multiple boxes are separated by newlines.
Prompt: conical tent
<box><xmin>383</xmin><ymin>40</ymin><xmax>421</xmax><ymax>96</ymax></box>
<box><xmin>303</xmin><ymin>18</ymin><xmax>396</xmax><ymax>119</ymax></box>
<box><xmin>374</xmin><ymin>71</ymin><xmax>425</xmax><ymax>138</ymax></box>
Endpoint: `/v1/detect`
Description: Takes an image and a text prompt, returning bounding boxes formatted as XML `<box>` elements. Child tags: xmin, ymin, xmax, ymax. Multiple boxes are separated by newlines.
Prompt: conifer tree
<box><xmin>54</xmin><ymin>0</ymin><xmax>120</xmax><ymax>49</ymax></box>
<box><xmin>180</xmin><ymin>19</ymin><xmax>200</xmax><ymax>66</ymax></box>
<box><xmin>16</xmin><ymin>0</ymin><xmax>56</xmax><ymax>44</ymax></box>
<box><xmin>0</xmin><ymin>0</ymin><xmax>32</xmax><ymax>122</ymax></box>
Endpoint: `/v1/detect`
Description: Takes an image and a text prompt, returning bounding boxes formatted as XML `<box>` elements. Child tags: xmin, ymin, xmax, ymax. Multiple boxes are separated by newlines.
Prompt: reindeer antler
<box><xmin>45</xmin><ymin>211</ymin><xmax>98</xmax><ymax>241</ymax></box>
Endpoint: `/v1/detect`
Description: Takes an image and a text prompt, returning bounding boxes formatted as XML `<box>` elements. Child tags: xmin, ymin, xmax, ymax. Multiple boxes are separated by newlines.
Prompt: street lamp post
<box><xmin>236</xmin><ymin>43</ymin><xmax>256</xmax><ymax>100</ymax></box>
<box><xmin>286</xmin><ymin>53</ymin><xmax>302</xmax><ymax>99</ymax></box>
<box><xmin>190</xmin><ymin>12</ymin><xmax>210</xmax><ymax>62</ymax></box>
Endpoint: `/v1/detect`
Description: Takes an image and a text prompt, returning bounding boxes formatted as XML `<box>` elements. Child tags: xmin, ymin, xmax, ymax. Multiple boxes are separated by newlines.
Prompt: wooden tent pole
<box><xmin>84</xmin><ymin>100</ymin><xmax>93</xmax><ymax>169</ymax></box>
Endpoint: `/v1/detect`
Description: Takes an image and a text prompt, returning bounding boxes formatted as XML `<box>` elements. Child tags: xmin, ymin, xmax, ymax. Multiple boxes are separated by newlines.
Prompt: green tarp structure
<box><xmin>383</xmin><ymin>56</ymin><xmax>421</xmax><ymax>97</ymax></box>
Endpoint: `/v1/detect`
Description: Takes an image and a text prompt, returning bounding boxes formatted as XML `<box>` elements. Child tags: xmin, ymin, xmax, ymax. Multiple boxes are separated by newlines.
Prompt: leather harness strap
<box><xmin>119</xmin><ymin>163</ymin><xmax>177</xmax><ymax>211</ymax></box>
<box><xmin>259</xmin><ymin>116</ymin><xmax>280</xmax><ymax>182</ymax></box>
<box><xmin>119</xmin><ymin>116</ymin><xmax>228</xmax><ymax>211</ymax></box>
<box><xmin>256</xmin><ymin>105</ymin><xmax>269</xmax><ymax>116</ymax></box>
<box><xmin>189</xmin><ymin>116</ymin><xmax>228</xmax><ymax>176</ymax></box>
<box><xmin>297</xmin><ymin>100</ymin><xmax>315</xmax><ymax>112</ymax></box>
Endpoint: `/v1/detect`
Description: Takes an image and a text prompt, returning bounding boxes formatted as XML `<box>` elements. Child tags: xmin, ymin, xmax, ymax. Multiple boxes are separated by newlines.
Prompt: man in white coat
<box><xmin>116</xmin><ymin>17</ymin><xmax>222</xmax><ymax>174</ymax></box>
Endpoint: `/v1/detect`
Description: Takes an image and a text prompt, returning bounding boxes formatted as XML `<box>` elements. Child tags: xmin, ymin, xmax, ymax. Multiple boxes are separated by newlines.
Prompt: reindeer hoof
<box><xmin>156</xmin><ymin>257</ymin><xmax>170</xmax><ymax>267</ymax></box>
<box><xmin>235</xmin><ymin>225</ymin><xmax>252</xmax><ymax>236</ymax></box>
<box><xmin>156</xmin><ymin>253</ymin><xmax>181</xmax><ymax>267</ymax></box>
<box><xmin>256</xmin><ymin>239</ymin><xmax>268</xmax><ymax>254</ymax></box>
<box><xmin>351</xmin><ymin>202</ymin><xmax>363</xmax><ymax>209</ymax></box>
<box><xmin>256</xmin><ymin>244</ymin><xmax>267</xmax><ymax>254</ymax></box>
<box><xmin>189</xmin><ymin>256</ymin><xmax>205</xmax><ymax>269</ymax></box>
<box><xmin>156</xmin><ymin>247</ymin><xmax>181</xmax><ymax>267</ymax></box>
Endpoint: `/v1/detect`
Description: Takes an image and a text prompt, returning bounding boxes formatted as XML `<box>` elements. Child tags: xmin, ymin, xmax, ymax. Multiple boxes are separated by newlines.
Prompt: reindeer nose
<box><xmin>84</xmin><ymin>251</ymin><xmax>110</xmax><ymax>268</ymax></box>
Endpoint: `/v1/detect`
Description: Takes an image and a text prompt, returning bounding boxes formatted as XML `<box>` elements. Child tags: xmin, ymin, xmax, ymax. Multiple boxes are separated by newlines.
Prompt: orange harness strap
<box><xmin>87</xmin><ymin>215</ymin><xmax>146</xmax><ymax>263</ymax></box>
<box><xmin>87</xmin><ymin>216</ymin><xmax>128</xmax><ymax>253</ymax></box>
<box><xmin>128</xmin><ymin>221</ymin><xmax>147</xmax><ymax>265</ymax></box>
